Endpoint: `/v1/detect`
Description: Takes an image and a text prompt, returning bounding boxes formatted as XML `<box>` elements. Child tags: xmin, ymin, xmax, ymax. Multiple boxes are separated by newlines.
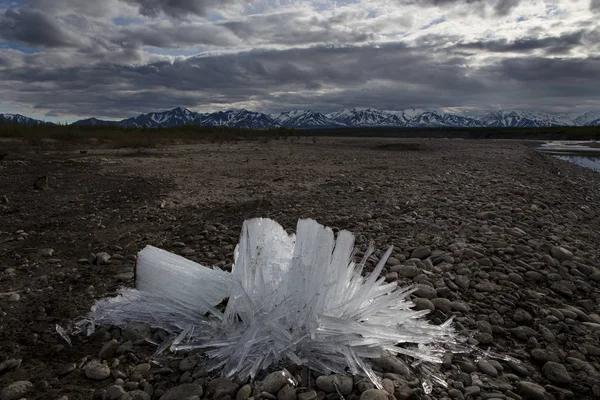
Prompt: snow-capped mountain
<box><xmin>326</xmin><ymin>108</ymin><xmax>396</xmax><ymax>127</ymax></box>
<box><xmin>120</xmin><ymin>107</ymin><xmax>205</xmax><ymax>128</ymax></box>
<box><xmin>199</xmin><ymin>109</ymin><xmax>278</xmax><ymax>129</ymax></box>
<box><xmin>574</xmin><ymin>111</ymin><xmax>600</xmax><ymax>127</ymax></box>
<box><xmin>4</xmin><ymin>107</ymin><xmax>600</xmax><ymax>129</ymax></box>
<box><xmin>0</xmin><ymin>113</ymin><xmax>49</xmax><ymax>126</ymax></box>
<box><xmin>272</xmin><ymin>110</ymin><xmax>341</xmax><ymax>128</ymax></box>
<box><xmin>478</xmin><ymin>110</ymin><xmax>572</xmax><ymax>128</ymax></box>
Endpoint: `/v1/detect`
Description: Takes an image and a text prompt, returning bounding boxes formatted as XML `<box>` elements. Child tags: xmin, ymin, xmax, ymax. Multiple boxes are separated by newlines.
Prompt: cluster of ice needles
<box><xmin>76</xmin><ymin>218</ymin><xmax>459</xmax><ymax>388</ymax></box>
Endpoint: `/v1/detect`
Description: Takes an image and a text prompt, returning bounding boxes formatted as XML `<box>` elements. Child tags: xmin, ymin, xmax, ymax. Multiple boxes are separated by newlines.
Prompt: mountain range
<box><xmin>2</xmin><ymin>108</ymin><xmax>600</xmax><ymax>129</ymax></box>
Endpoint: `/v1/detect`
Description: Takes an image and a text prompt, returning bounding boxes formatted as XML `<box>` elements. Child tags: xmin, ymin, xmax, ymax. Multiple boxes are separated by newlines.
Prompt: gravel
<box><xmin>1</xmin><ymin>138</ymin><xmax>599</xmax><ymax>399</ymax></box>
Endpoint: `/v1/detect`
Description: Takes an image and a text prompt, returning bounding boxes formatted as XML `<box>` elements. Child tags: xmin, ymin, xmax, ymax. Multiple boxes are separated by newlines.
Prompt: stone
<box><xmin>393</xmin><ymin>387</ymin><xmax>413</xmax><ymax>400</ymax></box>
<box><xmin>464</xmin><ymin>386</ymin><xmax>480</xmax><ymax>396</ymax></box>
<box><xmin>123</xmin><ymin>322</ymin><xmax>151</xmax><ymax>342</ymax></box>
<box><xmin>431</xmin><ymin>298</ymin><xmax>452</xmax><ymax>313</ymax></box>
<box><xmin>0</xmin><ymin>381</ymin><xmax>33</xmax><ymax>400</ymax></box>
<box><xmin>316</xmin><ymin>374</ymin><xmax>353</xmax><ymax>396</ymax></box>
<box><xmin>530</xmin><ymin>349</ymin><xmax>559</xmax><ymax>363</ymax></box>
<box><xmin>411</xmin><ymin>247</ymin><xmax>431</xmax><ymax>259</ymax></box>
<box><xmin>476</xmin><ymin>211</ymin><xmax>497</xmax><ymax>220</ymax></box>
<box><xmin>455</xmin><ymin>276</ymin><xmax>470</xmax><ymax>290</ymax></box>
<box><xmin>121</xmin><ymin>390</ymin><xmax>151</xmax><ymax>400</ymax></box>
<box><xmin>160</xmin><ymin>384</ymin><xmax>204</xmax><ymax>400</ymax></box>
<box><xmin>507</xmin><ymin>273</ymin><xmax>524</xmax><ymax>285</ymax></box>
<box><xmin>84</xmin><ymin>361</ymin><xmax>110</xmax><ymax>380</ymax></box>
<box><xmin>57</xmin><ymin>362</ymin><xmax>77</xmax><ymax>376</ymax></box>
<box><xmin>96</xmin><ymin>252</ymin><xmax>112</xmax><ymax>265</ymax></box>
<box><xmin>370</xmin><ymin>354</ymin><xmax>410</xmax><ymax>376</ymax></box>
<box><xmin>278</xmin><ymin>384</ymin><xmax>297</xmax><ymax>400</ymax></box>
<box><xmin>542</xmin><ymin>362</ymin><xmax>572</xmax><ymax>384</ymax></box>
<box><xmin>104</xmin><ymin>385</ymin><xmax>126</xmax><ymax>400</ymax></box>
<box><xmin>179</xmin><ymin>355</ymin><xmax>199</xmax><ymax>371</ymax></box>
<box><xmin>506</xmin><ymin>227</ymin><xmax>526</xmax><ymax>238</ymax></box>
<box><xmin>236</xmin><ymin>385</ymin><xmax>252</xmax><ymax>400</ymax></box>
<box><xmin>551</xmin><ymin>246</ymin><xmax>573</xmax><ymax>261</ymax></box>
<box><xmin>516</xmin><ymin>381</ymin><xmax>545</xmax><ymax>400</ymax></box>
<box><xmin>38</xmin><ymin>248</ymin><xmax>54</xmax><ymax>257</ymax></box>
<box><xmin>207</xmin><ymin>378</ymin><xmax>238</xmax><ymax>400</ymax></box>
<box><xmin>116</xmin><ymin>272</ymin><xmax>134</xmax><ymax>282</ymax></box>
<box><xmin>385</xmin><ymin>272</ymin><xmax>398</xmax><ymax>282</ymax></box>
<box><xmin>478</xmin><ymin>360</ymin><xmax>498</xmax><ymax>377</ymax></box>
<box><xmin>360</xmin><ymin>389</ymin><xmax>389</xmax><ymax>400</ymax></box>
<box><xmin>99</xmin><ymin>339</ymin><xmax>119</xmax><ymax>360</ymax></box>
<box><xmin>263</xmin><ymin>370</ymin><xmax>292</xmax><ymax>394</ymax></box>
<box><xmin>413</xmin><ymin>284</ymin><xmax>437</xmax><ymax>299</ymax></box>
<box><xmin>475</xmin><ymin>332</ymin><xmax>493</xmax><ymax>345</ymax></box>
<box><xmin>297</xmin><ymin>390</ymin><xmax>317</xmax><ymax>400</ymax></box>
<box><xmin>398</xmin><ymin>265</ymin><xmax>420</xmax><ymax>278</ymax></box>
<box><xmin>412</xmin><ymin>298</ymin><xmax>435</xmax><ymax>312</ymax></box>
<box><xmin>7</xmin><ymin>293</ymin><xmax>19</xmax><ymax>302</ymax></box>
<box><xmin>0</xmin><ymin>359</ymin><xmax>21</xmax><ymax>374</ymax></box>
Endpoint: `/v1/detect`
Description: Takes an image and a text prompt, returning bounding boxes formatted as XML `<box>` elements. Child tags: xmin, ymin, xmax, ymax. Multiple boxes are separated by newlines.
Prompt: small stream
<box><xmin>536</xmin><ymin>141</ymin><xmax>600</xmax><ymax>173</ymax></box>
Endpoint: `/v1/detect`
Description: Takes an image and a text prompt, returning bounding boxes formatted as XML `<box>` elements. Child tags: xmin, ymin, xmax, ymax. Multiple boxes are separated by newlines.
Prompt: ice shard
<box><xmin>79</xmin><ymin>218</ymin><xmax>458</xmax><ymax>387</ymax></box>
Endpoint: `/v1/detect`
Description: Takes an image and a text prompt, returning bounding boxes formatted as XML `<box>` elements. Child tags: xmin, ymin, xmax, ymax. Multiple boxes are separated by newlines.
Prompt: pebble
<box><xmin>236</xmin><ymin>384</ymin><xmax>252</xmax><ymax>400</ymax></box>
<box><xmin>398</xmin><ymin>265</ymin><xmax>420</xmax><ymax>278</ymax></box>
<box><xmin>123</xmin><ymin>322</ymin><xmax>151</xmax><ymax>342</ymax></box>
<box><xmin>262</xmin><ymin>370</ymin><xmax>292</xmax><ymax>394</ymax></box>
<box><xmin>413</xmin><ymin>284</ymin><xmax>437</xmax><ymax>299</ymax></box>
<box><xmin>516</xmin><ymin>381</ymin><xmax>545</xmax><ymax>400</ymax></box>
<box><xmin>0</xmin><ymin>381</ymin><xmax>33</xmax><ymax>400</ymax></box>
<box><xmin>412</xmin><ymin>298</ymin><xmax>435</xmax><ymax>312</ymax></box>
<box><xmin>7</xmin><ymin>293</ymin><xmax>19</xmax><ymax>302</ymax></box>
<box><xmin>359</xmin><ymin>389</ymin><xmax>389</xmax><ymax>400</ymax></box>
<box><xmin>297</xmin><ymin>390</ymin><xmax>317</xmax><ymax>400</ymax></box>
<box><xmin>104</xmin><ymin>385</ymin><xmax>126</xmax><ymax>400</ymax></box>
<box><xmin>411</xmin><ymin>247</ymin><xmax>431</xmax><ymax>259</ymax></box>
<box><xmin>431</xmin><ymin>298</ymin><xmax>452</xmax><ymax>313</ymax></box>
<box><xmin>96</xmin><ymin>252</ymin><xmax>112</xmax><ymax>265</ymax></box>
<box><xmin>84</xmin><ymin>361</ymin><xmax>111</xmax><ymax>380</ymax></box>
<box><xmin>542</xmin><ymin>362</ymin><xmax>572</xmax><ymax>384</ymax></box>
<box><xmin>121</xmin><ymin>390</ymin><xmax>151</xmax><ymax>400</ymax></box>
<box><xmin>315</xmin><ymin>374</ymin><xmax>353</xmax><ymax>396</ymax></box>
<box><xmin>207</xmin><ymin>378</ymin><xmax>239</xmax><ymax>400</ymax></box>
<box><xmin>277</xmin><ymin>384</ymin><xmax>297</xmax><ymax>400</ymax></box>
<box><xmin>160</xmin><ymin>384</ymin><xmax>204</xmax><ymax>400</ymax></box>
<box><xmin>38</xmin><ymin>248</ymin><xmax>55</xmax><ymax>257</ymax></box>
<box><xmin>478</xmin><ymin>360</ymin><xmax>498</xmax><ymax>377</ymax></box>
<box><xmin>99</xmin><ymin>339</ymin><xmax>120</xmax><ymax>360</ymax></box>
<box><xmin>550</xmin><ymin>246</ymin><xmax>573</xmax><ymax>261</ymax></box>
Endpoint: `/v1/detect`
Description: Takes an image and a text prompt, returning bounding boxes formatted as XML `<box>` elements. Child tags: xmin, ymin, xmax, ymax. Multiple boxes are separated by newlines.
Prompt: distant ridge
<box><xmin>3</xmin><ymin>107</ymin><xmax>600</xmax><ymax>129</ymax></box>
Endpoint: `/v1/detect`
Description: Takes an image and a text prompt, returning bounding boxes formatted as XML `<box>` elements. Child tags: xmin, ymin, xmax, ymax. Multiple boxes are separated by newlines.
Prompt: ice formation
<box><xmin>79</xmin><ymin>218</ymin><xmax>458</xmax><ymax>387</ymax></box>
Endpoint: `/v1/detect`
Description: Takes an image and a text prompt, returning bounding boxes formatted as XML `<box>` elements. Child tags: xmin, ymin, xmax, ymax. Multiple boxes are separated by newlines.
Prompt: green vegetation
<box><xmin>2</xmin><ymin>118</ymin><xmax>600</xmax><ymax>150</ymax></box>
<box><xmin>0</xmin><ymin>121</ymin><xmax>296</xmax><ymax>148</ymax></box>
<box><xmin>299</xmin><ymin>125</ymin><xmax>600</xmax><ymax>140</ymax></box>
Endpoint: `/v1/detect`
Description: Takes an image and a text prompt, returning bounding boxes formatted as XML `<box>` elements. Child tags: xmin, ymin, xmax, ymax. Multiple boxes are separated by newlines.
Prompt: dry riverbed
<box><xmin>1</xmin><ymin>137</ymin><xmax>600</xmax><ymax>400</ymax></box>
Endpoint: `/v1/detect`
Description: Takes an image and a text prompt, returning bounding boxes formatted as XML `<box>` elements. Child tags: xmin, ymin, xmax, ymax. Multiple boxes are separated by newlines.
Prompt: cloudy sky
<box><xmin>0</xmin><ymin>0</ymin><xmax>599</xmax><ymax>122</ymax></box>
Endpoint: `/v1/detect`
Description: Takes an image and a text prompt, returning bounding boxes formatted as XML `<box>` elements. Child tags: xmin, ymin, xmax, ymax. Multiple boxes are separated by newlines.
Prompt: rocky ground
<box><xmin>1</xmin><ymin>137</ymin><xmax>599</xmax><ymax>400</ymax></box>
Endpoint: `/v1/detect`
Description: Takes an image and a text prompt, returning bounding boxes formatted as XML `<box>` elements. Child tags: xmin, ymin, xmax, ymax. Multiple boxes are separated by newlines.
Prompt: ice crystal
<box><xmin>79</xmin><ymin>218</ymin><xmax>457</xmax><ymax>387</ymax></box>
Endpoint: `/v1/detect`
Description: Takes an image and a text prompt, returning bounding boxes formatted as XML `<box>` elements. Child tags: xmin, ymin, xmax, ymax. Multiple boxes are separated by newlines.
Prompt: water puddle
<box><xmin>536</xmin><ymin>141</ymin><xmax>600</xmax><ymax>172</ymax></box>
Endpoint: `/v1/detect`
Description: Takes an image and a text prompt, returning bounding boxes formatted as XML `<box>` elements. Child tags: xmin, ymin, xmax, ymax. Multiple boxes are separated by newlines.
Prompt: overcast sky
<box><xmin>0</xmin><ymin>0</ymin><xmax>599</xmax><ymax>122</ymax></box>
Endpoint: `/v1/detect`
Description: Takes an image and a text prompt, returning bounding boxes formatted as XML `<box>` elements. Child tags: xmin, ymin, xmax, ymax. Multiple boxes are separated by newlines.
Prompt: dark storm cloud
<box><xmin>0</xmin><ymin>8</ymin><xmax>78</xmax><ymax>47</ymax></box>
<box><xmin>404</xmin><ymin>0</ymin><xmax>520</xmax><ymax>15</ymax></box>
<box><xmin>117</xmin><ymin>22</ymin><xmax>240</xmax><ymax>48</ymax></box>
<box><xmin>592</xmin><ymin>0</ymin><xmax>600</xmax><ymax>10</ymax></box>
<box><xmin>122</xmin><ymin>0</ymin><xmax>238</xmax><ymax>18</ymax></box>
<box><xmin>456</xmin><ymin>31</ymin><xmax>585</xmax><ymax>55</ymax></box>
<box><xmin>221</xmin><ymin>12</ymin><xmax>375</xmax><ymax>46</ymax></box>
<box><xmin>3</xmin><ymin>42</ymin><xmax>599</xmax><ymax>118</ymax></box>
